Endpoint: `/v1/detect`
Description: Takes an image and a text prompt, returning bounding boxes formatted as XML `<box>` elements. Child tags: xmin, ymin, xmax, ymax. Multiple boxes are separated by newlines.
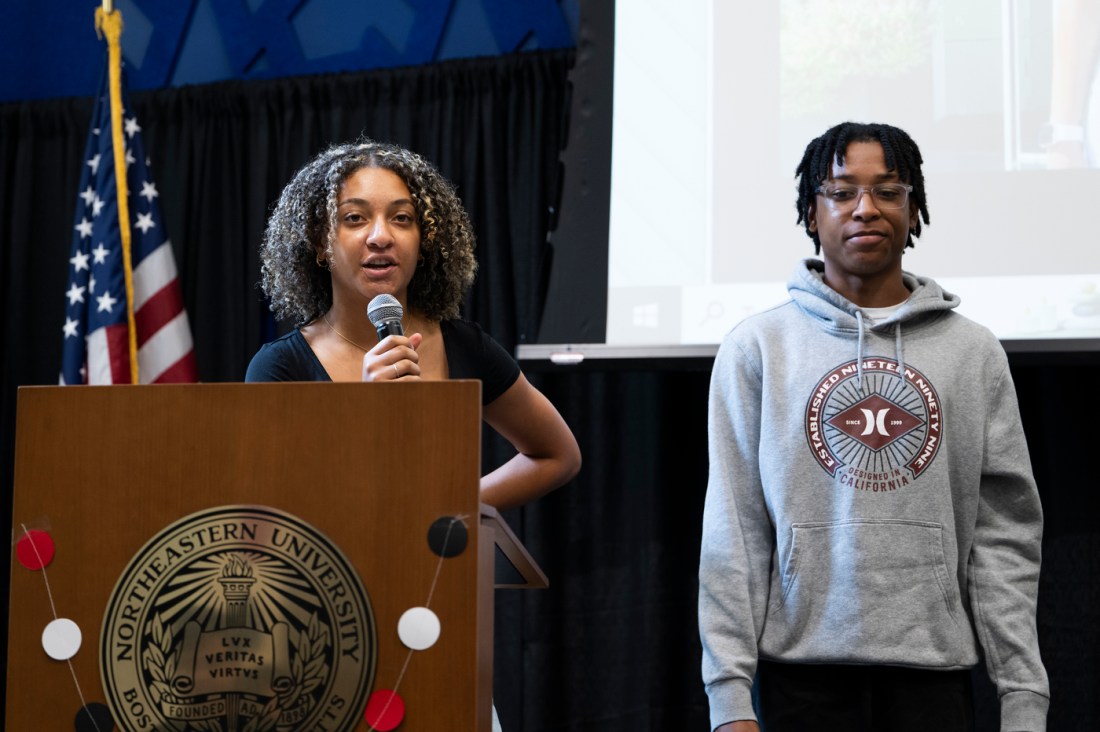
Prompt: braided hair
<box><xmin>259</xmin><ymin>140</ymin><xmax>477</xmax><ymax>325</ymax></box>
<box><xmin>794</xmin><ymin>122</ymin><xmax>930</xmax><ymax>254</ymax></box>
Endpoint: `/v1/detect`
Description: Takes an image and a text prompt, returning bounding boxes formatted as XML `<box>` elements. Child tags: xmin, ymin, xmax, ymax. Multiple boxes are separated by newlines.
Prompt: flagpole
<box><xmin>95</xmin><ymin>3</ymin><xmax>139</xmax><ymax>383</ymax></box>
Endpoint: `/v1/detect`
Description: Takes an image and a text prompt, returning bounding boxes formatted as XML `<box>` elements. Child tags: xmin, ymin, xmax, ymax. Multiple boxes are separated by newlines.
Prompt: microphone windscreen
<box><xmin>367</xmin><ymin>294</ymin><xmax>404</xmax><ymax>328</ymax></box>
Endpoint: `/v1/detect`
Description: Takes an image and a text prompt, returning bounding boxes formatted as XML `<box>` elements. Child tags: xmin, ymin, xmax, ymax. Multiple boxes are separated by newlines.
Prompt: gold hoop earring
<box><xmin>316</xmin><ymin>253</ymin><xmax>328</xmax><ymax>269</ymax></box>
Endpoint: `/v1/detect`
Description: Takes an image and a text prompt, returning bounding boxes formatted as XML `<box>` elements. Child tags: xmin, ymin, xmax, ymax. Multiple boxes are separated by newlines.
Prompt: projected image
<box><xmin>1042</xmin><ymin>0</ymin><xmax>1100</xmax><ymax>169</ymax></box>
<box><xmin>779</xmin><ymin>2</ymin><xmax>934</xmax><ymax>124</ymax></box>
<box><xmin>607</xmin><ymin>0</ymin><xmax>1100</xmax><ymax>347</ymax></box>
<box><xmin>778</xmin><ymin>0</ymin><xmax>1100</xmax><ymax>172</ymax></box>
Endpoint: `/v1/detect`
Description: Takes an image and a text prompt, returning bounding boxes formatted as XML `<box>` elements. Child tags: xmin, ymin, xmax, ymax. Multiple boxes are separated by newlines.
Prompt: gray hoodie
<box><xmin>700</xmin><ymin>259</ymin><xmax>1049</xmax><ymax>731</ymax></box>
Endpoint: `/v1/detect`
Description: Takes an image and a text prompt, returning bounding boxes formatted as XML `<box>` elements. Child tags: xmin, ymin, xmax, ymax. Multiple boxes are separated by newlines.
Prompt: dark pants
<box><xmin>756</xmin><ymin>660</ymin><xmax>975</xmax><ymax>732</ymax></box>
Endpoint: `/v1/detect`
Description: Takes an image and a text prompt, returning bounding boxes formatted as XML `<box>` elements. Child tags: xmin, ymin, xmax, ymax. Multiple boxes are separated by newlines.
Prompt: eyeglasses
<box><xmin>815</xmin><ymin>183</ymin><xmax>913</xmax><ymax>210</ymax></box>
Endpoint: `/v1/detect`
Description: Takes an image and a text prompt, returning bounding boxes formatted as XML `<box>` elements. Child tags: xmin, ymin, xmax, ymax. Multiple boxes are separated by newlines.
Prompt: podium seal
<box><xmin>101</xmin><ymin>506</ymin><xmax>375</xmax><ymax>732</ymax></box>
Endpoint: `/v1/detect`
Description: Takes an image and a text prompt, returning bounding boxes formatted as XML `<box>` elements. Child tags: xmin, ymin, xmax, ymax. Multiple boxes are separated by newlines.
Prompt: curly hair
<box><xmin>794</xmin><ymin>121</ymin><xmax>931</xmax><ymax>255</ymax></box>
<box><xmin>259</xmin><ymin>139</ymin><xmax>478</xmax><ymax>325</ymax></box>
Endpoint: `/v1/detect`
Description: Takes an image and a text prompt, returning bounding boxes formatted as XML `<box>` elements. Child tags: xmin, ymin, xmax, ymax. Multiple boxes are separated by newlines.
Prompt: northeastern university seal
<box><xmin>101</xmin><ymin>506</ymin><xmax>375</xmax><ymax>732</ymax></box>
<box><xmin>804</xmin><ymin>358</ymin><xmax>943</xmax><ymax>490</ymax></box>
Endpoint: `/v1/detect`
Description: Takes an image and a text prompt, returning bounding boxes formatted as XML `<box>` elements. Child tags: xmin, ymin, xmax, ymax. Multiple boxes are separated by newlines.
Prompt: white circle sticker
<box><xmin>42</xmin><ymin>618</ymin><xmax>82</xmax><ymax>660</ymax></box>
<box><xmin>397</xmin><ymin>607</ymin><xmax>440</xmax><ymax>651</ymax></box>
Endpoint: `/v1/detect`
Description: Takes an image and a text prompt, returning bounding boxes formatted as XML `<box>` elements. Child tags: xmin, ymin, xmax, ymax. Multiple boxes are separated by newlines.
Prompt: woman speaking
<box><xmin>246</xmin><ymin>140</ymin><xmax>581</xmax><ymax>510</ymax></box>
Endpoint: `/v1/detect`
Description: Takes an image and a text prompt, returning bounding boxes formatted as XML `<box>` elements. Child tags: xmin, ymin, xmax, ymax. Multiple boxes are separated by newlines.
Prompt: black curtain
<box><xmin>0</xmin><ymin>51</ymin><xmax>570</xmax><ymax>401</ymax></box>
<box><xmin>494</xmin><ymin>366</ymin><xmax>715</xmax><ymax>729</ymax></box>
<box><xmin>2</xmin><ymin>47</ymin><xmax>1098</xmax><ymax>732</ymax></box>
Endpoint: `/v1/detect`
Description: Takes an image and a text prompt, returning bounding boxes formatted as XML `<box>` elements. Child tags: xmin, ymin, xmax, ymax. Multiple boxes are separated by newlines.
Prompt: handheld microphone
<box><xmin>367</xmin><ymin>294</ymin><xmax>404</xmax><ymax>341</ymax></box>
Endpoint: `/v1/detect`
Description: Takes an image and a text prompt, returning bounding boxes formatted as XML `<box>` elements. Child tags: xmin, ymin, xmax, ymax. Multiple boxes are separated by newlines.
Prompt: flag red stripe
<box><xmin>105</xmin><ymin>322</ymin><xmax>132</xmax><ymax>384</ymax></box>
<box><xmin>134</xmin><ymin>280</ymin><xmax>185</xmax><ymax>345</ymax></box>
<box><xmin>151</xmin><ymin>351</ymin><xmax>198</xmax><ymax>383</ymax></box>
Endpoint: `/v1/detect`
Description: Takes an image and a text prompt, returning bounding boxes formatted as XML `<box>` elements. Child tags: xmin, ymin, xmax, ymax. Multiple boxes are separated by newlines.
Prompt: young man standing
<box><xmin>699</xmin><ymin>122</ymin><xmax>1049</xmax><ymax>731</ymax></box>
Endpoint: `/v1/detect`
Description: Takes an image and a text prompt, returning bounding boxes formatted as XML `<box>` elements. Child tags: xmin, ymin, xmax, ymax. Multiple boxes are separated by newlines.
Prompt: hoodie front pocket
<box><xmin>766</xmin><ymin>519</ymin><xmax>966</xmax><ymax>664</ymax></box>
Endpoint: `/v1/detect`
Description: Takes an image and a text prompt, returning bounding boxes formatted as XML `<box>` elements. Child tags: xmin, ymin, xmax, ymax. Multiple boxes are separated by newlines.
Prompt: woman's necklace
<box><xmin>323</xmin><ymin>313</ymin><xmax>372</xmax><ymax>352</ymax></box>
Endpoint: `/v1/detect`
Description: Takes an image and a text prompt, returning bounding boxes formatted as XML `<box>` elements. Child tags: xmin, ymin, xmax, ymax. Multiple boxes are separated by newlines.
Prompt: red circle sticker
<box><xmin>364</xmin><ymin>689</ymin><xmax>405</xmax><ymax>731</ymax></box>
<box><xmin>16</xmin><ymin>530</ymin><xmax>55</xmax><ymax>570</ymax></box>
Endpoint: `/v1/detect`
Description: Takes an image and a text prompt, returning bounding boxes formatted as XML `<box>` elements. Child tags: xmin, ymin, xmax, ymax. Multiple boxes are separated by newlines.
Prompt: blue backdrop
<box><xmin>0</xmin><ymin>0</ymin><xmax>577</xmax><ymax>102</ymax></box>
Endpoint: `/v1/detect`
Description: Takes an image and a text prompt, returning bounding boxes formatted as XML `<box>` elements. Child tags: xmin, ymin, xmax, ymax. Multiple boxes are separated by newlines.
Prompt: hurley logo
<box><xmin>804</xmin><ymin>359</ymin><xmax>942</xmax><ymax>491</ymax></box>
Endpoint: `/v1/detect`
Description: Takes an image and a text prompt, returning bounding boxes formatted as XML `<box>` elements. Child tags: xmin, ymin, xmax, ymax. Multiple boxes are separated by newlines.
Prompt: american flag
<box><xmin>60</xmin><ymin>59</ymin><xmax>197</xmax><ymax>385</ymax></box>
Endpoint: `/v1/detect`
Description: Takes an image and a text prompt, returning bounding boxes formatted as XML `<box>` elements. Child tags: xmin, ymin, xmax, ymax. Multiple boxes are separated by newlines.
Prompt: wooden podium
<box><xmin>6</xmin><ymin>383</ymin><xmax>545</xmax><ymax>731</ymax></box>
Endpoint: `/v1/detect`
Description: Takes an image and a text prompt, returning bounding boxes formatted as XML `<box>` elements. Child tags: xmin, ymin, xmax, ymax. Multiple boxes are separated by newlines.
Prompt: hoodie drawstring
<box><xmin>855</xmin><ymin>311</ymin><xmax>906</xmax><ymax>387</ymax></box>
<box><xmin>894</xmin><ymin>322</ymin><xmax>905</xmax><ymax>384</ymax></box>
<box><xmin>855</xmin><ymin>310</ymin><xmax>866</xmax><ymax>390</ymax></box>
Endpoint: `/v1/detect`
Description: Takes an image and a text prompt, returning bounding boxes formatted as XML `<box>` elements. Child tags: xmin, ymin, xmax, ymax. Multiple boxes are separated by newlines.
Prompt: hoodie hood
<box><xmin>788</xmin><ymin>258</ymin><xmax>961</xmax><ymax>386</ymax></box>
<box><xmin>788</xmin><ymin>258</ymin><xmax>961</xmax><ymax>334</ymax></box>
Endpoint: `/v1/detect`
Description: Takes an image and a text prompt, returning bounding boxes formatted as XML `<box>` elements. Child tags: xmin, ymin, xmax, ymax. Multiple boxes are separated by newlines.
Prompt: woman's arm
<box><xmin>716</xmin><ymin>722</ymin><xmax>760</xmax><ymax>732</ymax></box>
<box><xmin>479</xmin><ymin>373</ymin><xmax>581</xmax><ymax>510</ymax></box>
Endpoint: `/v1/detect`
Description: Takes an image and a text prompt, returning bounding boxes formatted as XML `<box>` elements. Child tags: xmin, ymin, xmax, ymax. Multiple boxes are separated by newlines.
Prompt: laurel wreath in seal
<box><xmin>142</xmin><ymin>612</ymin><xmax>331</xmax><ymax>732</ymax></box>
